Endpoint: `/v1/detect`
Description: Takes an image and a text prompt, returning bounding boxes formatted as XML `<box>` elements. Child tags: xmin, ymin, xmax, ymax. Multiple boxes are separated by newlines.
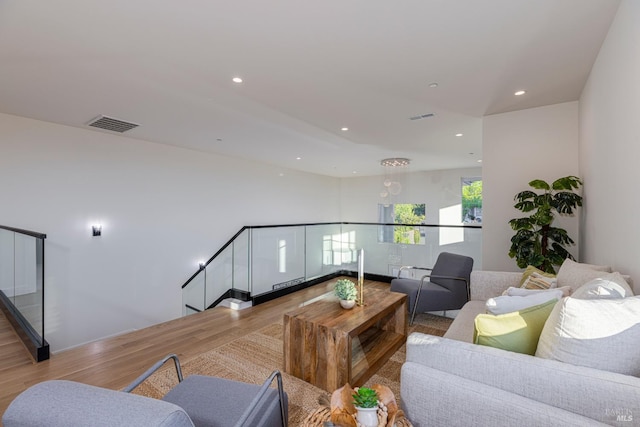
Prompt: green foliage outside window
<box><xmin>462</xmin><ymin>179</ymin><xmax>483</xmax><ymax>223</ymax></box>
<box><xmin>394</xmin><ymin>204</ymin><xmax>425</xmax><ymax>244</ymax></box>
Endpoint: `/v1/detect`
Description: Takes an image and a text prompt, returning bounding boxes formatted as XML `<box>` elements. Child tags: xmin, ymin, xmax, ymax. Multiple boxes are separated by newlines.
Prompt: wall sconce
<box><xmin>92</xmin><ymin>225</ymin><xmax>102</xmax><ymax>237</ymax></box>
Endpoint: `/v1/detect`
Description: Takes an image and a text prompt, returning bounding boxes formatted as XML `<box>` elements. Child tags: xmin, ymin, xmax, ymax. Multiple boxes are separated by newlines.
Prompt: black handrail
<box><xmin>181</xmin><ymin>221</ymin><xmax>481</xmax><ymax>290</ymax></box>
<box><xmin>181</xmin><ymin>226</ymin><xmax>249</xmax><ymax>289</ymax></box>
<box><xmin>0</xmin><ymin>224</ymin><xmax>47</xmax><ymax>239</ymax></box>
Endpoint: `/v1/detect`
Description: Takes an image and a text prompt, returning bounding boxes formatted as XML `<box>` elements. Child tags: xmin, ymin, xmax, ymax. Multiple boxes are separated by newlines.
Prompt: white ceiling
<box><xmin>0</xmin><ymin>0</ymin><xmax>620</xmax><ymax>177</ymax></box>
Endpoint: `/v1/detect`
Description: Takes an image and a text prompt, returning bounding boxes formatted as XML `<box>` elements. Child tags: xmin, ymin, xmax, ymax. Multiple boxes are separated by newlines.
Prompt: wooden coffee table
<box><xmin>283</xmin><ymin>288</ymin><xmax>407</xmax><ymax>392</ymax></box>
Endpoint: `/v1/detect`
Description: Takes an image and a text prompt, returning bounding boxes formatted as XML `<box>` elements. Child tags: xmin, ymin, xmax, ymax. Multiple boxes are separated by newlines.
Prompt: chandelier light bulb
<box><xmin>389</xmin><ymin>182</ymin><xmax>402</xmax><ymax>195</ymax></box>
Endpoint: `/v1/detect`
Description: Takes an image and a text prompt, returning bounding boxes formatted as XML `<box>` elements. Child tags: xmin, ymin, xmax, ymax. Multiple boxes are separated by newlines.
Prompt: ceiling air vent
<box><xmin>409</xmin><ymin>113</ymin><xmax>435</xmax><ymax>121</ymax></box>
<box><xmin>87</xmin><ymin>115</ymin><xmax>140</xmax><ymax>133</ymax></box>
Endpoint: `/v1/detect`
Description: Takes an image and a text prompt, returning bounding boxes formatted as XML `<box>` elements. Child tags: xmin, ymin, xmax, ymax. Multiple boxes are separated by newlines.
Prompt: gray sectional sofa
<box><xmin>401</xmin><ymin>270</ymin><xmax>640</xmax><ymax>427</ymax></box>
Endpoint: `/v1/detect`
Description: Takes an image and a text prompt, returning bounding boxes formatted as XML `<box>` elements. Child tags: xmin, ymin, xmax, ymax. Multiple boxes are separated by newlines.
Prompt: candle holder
<box><xmin>357</xmin><ymin>275</ymin><xmax>365</xmax><ymax>306</ymax></box>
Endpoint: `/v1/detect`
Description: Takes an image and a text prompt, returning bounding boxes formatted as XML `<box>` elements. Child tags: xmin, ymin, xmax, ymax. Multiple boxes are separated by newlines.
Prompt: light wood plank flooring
<box><xmin>0</xmin><ymin>278</ymin><xmax>389</xmax><ymax>418</ymax></box>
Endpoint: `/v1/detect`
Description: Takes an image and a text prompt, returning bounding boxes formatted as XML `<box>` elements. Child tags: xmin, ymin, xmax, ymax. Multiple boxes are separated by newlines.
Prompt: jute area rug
<box><xmin>133</xmin><ymin>313</ymin><xmax>452</xmax><ymax>426</ymax></box>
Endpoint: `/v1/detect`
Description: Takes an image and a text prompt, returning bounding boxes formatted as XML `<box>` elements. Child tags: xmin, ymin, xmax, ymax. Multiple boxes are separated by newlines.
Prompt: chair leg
<box><xmin>410</xmin><ymin>285</ymin><xmax>423</xmax><ymax>326</ymax></box>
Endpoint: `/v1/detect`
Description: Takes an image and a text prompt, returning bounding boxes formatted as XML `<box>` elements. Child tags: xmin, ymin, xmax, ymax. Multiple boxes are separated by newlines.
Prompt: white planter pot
<box><xmin>355</xmin><ymin>406</ymin><xmax>378</xmax><ymax>427</ymax></box>
<box><xmin>340</xmin><ymin>299</ymin><xmax>356</xmax><ymax>309</ymax></box>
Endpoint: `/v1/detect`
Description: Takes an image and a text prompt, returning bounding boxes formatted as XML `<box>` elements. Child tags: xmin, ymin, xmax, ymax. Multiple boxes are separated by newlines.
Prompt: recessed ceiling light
<box><xmin>232</xmin><ymin>77</ymin><xmax>243</xmax><ymax>83</ymax></box>
<box><xmin>352</xmin><ymin>171</ymin><xmax>358</xmax><ymax>174</ymax></box>
<box><xmin>514</xmin><ymin>90</ymin><xmax>526</xmax><ymax>96</ymax></box>
<box><xmin>477</xmin><ymin>159</ymin><xmax>483</xmax><ymax>163</ymax></box>
<box><xmin>296</xmin><ymin>157</ymin><xmax>302</xmax><ymax>160</ymax></box>
<box><xmin>455</xmin><ymin>133</ymin><xmax>463</xmax><ymax>137</ymax></box>
<box><xmin>429</xmin><ymin>82</ymin><xmax>439</xmax><ymax>88</ymax></box>
<box><xmin>341</xmin><ymin>127</ymin><xmax>349</xmax><ymax>131</ymax></box>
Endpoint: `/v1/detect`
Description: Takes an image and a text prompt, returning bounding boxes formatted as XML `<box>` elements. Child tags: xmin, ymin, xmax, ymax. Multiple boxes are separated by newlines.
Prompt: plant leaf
<box><xmin>552</xmin><ymin>176</ymin><xmax>583</xmax><ymax>191</ymax></box>
<box><xmin>535</xmin><ymin>193</ymin><xmax>553</xmax><ymax>207</ymax></box>
<box><xmin>531</xmin><ymin>208</ymin><xmax>553</xmax><ymax>226</ymax></box>
<box><xmin>552</xmin><ymin>192</ymin><xmax>583</xmax><ymax>214</ymax></box>
<box><xmin>509</xmin><ymin>218</ymin><xmax>534</xmax><ymax>231</ymax></box>
<box><xmin>547</xmin><ymin>227</ymin><xmax>575</xmax><ymax>245</ymax></box>
<box><xmin>514</xmin><ymin>200</ymin><xmax>536</xmax><ymax>212</ymax></box>
<box><xmin>528</xmin><ymin>179</ymin><xmax>550</xmax><ymax>190</ymax></box>
<box><xmin>514</xmin><ymin>190</ymin><xmax>537</xmax><ymax>203</ymax></box>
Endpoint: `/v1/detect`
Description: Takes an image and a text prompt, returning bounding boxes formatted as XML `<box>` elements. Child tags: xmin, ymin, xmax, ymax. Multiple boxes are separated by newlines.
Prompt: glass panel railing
<box><xmin>0</xmin><ymin>225</ymin><xmax>48</xmax><ymax>361</ymax></box>
<box><xmin>251</xmin><ymin>226</ymin><xmax>306</xmax><ymax>296</ymax></box>
<box><xmin>0</xmin><ymin>229</ymin><xmax>15</xmax><ymax>303</ymax></box>
<box><xmin>205</xmin><ymin>244</ymin><xmax>234</xmax><ymax>307</ymax></box>
<box><xmin>182</xmin><ymin>268</ymin><xmax>205</xmax><ymax>315</ymax></box>
<box><xmin>13</xmin><ymin>233</ymin><xmax>44</xmax><ymax>339</ymax></box>
<box><xmin>232</xmin><ymin>228</ymin><xmax>250</xmax><ymax>293</ymax></box>
<box><xmin>305</xmin><ymin>223</ymin><xmax>343</xmax><ymax>279</ymax></box>
<box><xmin>344</xmin><ymin>223</ymin><xmax>482</xmax><ymax>279</ymax></box>
<box><xmin>181</xmin><ymin>222</ymin><xmax>482</xmax><ymax>316</ymax></box>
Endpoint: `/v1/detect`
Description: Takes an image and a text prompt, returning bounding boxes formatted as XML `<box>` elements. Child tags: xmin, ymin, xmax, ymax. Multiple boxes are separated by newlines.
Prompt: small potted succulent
<box><xmin>352</xmin><ymin>387</ymin><xmax>379</xmax><ymax>427</ymax></box>
<box><xmin>334</xmin><ymin>279</ymin><xmax>357</xmax><ymax>309</ymax></box>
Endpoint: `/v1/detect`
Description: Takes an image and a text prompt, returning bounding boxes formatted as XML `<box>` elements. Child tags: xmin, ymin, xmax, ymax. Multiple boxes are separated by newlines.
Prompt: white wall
<box><xmin>482</xmin><ymin>101</ymin><xmax>580</xmax><ymax>272</ymax></box>
<box><xmin>579</xmin><ymin>0</ymin><xmax>640</xmax><ymax>292</ymax></box>
<box><xmin>0</xmin><ymin>112</ymin><xmax>341</xmax><ymax>351</ymax></box>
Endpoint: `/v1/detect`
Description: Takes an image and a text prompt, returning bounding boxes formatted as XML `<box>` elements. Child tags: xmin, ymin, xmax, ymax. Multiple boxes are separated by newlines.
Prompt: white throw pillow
<box><xmin>486</xmin><ymin>289</ymin><xmax>564</xmax><ymax>315</ymax></box>
<box><xmin>556</xmin><ymin>259</ymin><xmax>618</xmax><ymax>292</ymax></box>
<box><xmin>536</xmin><ymin>296</ymin><xmax>640</xmax><ymax>376</ymax></box>
<box><xmin>572</xmin><ymin>273</ymin><xmax>634</xmax><ymax>299</ymax></box>
<box><xmin>559</xmin><ymin>258</ymin><xmax>612</xmax><ymax>273</ymax></box>
<box><xmin>503</xmin><ymin>286</ymin><xmax>572</xmax><ymax>298</ymax></box>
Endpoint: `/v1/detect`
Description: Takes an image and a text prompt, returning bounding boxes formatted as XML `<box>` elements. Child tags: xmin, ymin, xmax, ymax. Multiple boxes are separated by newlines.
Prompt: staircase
<box><xmin>0</xmin><ymin>310</ymin><xmax>33</xmax><ymax>369</ymax></box>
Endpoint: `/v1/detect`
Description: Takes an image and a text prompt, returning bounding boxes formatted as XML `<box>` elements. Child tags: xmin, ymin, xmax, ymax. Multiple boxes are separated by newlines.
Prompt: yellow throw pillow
<box><xmin>474</xmin><ymin>298</ymin><xmax>559</xmax><ymax>355</ymax></box>
<box><xmin>521</xmin><ymin>272</ymin><xmax>557</xmax><ymax>290</ymax></box>
<box><xmin>519</xmin><ymin>265</ymin><xmax>557</xmax><ymax>289</ymax></box>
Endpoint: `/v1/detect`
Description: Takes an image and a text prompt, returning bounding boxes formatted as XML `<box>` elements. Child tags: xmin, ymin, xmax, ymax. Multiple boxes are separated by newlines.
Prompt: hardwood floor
<box><xmin>0</xmin><ymin>277</ymin><xmax>390</xmax><ymax>418</ymax></box>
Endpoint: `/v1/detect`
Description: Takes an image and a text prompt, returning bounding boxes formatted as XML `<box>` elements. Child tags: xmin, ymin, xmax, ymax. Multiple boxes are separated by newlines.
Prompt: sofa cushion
<box><xmin>473</xmin><ymin>298</ymin><xmax>558</xmax><ymax>355</ymax></box>
<box><xmin>571</xmin><ymin>273</ymin><xmax>633</xmax><ymax>299</ymax></box>
<box><xmin>443</xmin><ymin>300</ymin><xmax>485</xmax><ymax>343</ymax></box>
<box><xmin>536</xmin><ymin>296</ymin><xmax>640</xmax><ymax>376</ymax></box>
<box><xmin>485</xmin><ymin>289</ymin><xmax>563</xmax><ymax>315</ymax></box>
<box><xmin>503</xmin><ymin>286</ymin><xmax>572</xmax><ymax>297</ymax></box>
<box><xmin>556</xmin><ymin>259</ymin><xmax>613</xmax><ymax>291</ymax></box>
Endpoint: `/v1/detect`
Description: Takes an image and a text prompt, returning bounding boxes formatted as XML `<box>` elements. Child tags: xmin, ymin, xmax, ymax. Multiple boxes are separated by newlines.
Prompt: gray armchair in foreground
<box><xmin>2</xmin><ymin>354</ymin><xmax>288</xmax><ymax>427</ymax></box>
<box><xmin>390</xmin><ymin>252</ymin><xmax>474</xmax><ymax>324</ymax></box>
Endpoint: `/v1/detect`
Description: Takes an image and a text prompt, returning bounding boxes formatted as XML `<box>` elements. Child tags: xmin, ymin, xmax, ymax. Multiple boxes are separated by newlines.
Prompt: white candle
<box><xmin>359</xmin><ymin>249</ymin><xmax>364</xmax><ymax>278</ymax></box>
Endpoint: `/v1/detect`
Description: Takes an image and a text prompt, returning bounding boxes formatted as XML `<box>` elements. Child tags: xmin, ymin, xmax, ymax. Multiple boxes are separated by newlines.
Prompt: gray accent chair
<box><xmin>390</xmin><ymin>252</ymin><xmax>474</xmax><ymax>324</ymax></box>
<box><xmin>2</xmin><ymin>354</ymin><xmax>288</xmax><ymax>427</ymax></box>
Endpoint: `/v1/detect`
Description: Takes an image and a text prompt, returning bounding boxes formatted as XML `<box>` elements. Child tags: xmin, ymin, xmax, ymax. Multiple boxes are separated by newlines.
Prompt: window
<box><xmin>378</xmin><ymin>203</ymin><xmax>425</xmax><ymax>244</ymax></box>
<box><xmin>462</xmin><ymin>177</ymin><xmax>482</xmax><ymax>224</ymax></box>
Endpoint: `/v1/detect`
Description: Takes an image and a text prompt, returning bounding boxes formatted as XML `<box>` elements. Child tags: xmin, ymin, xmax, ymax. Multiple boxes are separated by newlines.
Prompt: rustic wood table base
<box><xmin>283</xmin><ymin>288</ymin><xmax>407</xmax><ymax>392</ymax></box>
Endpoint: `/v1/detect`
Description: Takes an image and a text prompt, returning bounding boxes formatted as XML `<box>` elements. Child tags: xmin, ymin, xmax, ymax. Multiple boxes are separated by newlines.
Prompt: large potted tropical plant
<box><xmin>508</xmin><ymin>176</ymin><xmax>583</xmax><ymax>274</ymax></box>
